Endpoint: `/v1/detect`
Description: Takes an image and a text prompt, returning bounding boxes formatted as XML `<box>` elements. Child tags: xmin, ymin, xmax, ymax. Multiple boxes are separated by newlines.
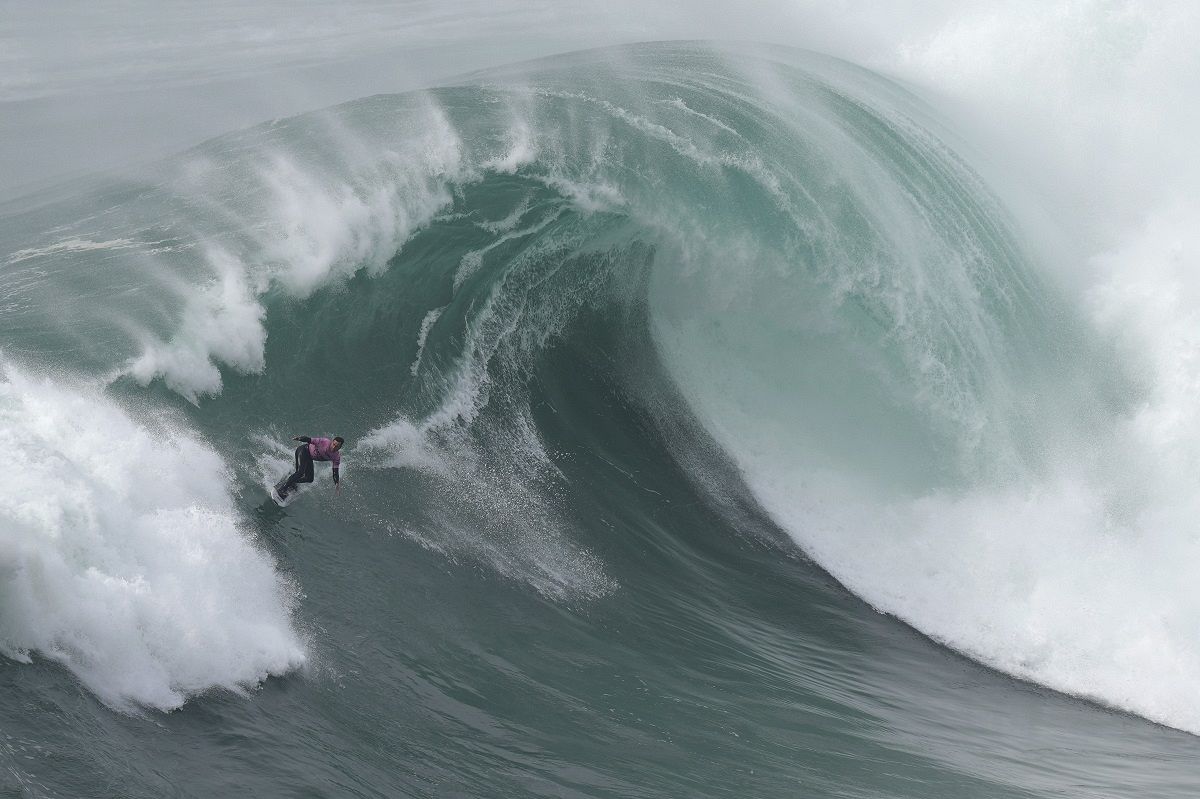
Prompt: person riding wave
<box><xmin>277</xmin><ymin>435</ymin><xmax>343</xmax><ymax>500</ymax></box>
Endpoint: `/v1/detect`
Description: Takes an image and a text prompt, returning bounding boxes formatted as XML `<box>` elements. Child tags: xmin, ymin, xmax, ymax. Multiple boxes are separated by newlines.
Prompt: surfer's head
<box><xmin>332</xmin><ymin>436</ymin><xmax>345</xmax><ymax>451</ymax></box>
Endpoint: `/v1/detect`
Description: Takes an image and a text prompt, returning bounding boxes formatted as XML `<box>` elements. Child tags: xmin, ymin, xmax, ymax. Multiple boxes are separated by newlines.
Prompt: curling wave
<box><xmin>4</xmin><ymin>42</ymin><xmax>1199</xmax><ymax>737</ymax></box>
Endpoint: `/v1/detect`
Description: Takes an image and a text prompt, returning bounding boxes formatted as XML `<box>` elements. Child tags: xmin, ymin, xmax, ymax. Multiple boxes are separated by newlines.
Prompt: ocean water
<box><xmin>4</xmin><ymin>7</ymin><xmax>1200</xmax><ymax>799</ymax></box>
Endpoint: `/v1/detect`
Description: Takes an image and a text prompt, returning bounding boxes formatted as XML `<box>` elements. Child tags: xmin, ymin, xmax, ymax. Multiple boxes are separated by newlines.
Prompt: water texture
<box><xmin>3</xmin><ymin>33</ymin><xmax>1200</xmax><ymax>799</ymax></box>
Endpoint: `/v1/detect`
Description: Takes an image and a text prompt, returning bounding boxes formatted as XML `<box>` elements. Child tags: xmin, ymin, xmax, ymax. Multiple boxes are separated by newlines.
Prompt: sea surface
<box><xmin>4</xmin><ymin>21</ymin><xmax>1200</xmax><ymax>799</ymax></box>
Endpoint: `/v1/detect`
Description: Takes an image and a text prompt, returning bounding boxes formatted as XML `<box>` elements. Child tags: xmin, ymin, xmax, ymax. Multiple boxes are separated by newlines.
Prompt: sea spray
<box><xmin>120</xmin><ymin>99</ymin><xmax>469</xmax><ymax>401</ymax></box>
<box><xmin>0</xmin><ymin>361</ymin><xmax>304</xmax><ymax>710</ymax></box>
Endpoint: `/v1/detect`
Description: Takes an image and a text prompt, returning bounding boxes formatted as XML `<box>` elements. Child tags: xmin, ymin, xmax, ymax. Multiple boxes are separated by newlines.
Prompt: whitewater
<box><xmin>4</xmin><ymin>4</ymin><xmax>1200</xmax><ymax>798</ymax></box>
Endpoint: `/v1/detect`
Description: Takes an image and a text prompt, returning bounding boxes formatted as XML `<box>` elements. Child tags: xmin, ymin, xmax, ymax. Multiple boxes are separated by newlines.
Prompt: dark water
<box><xmin>3</xmin><ymin>43</ymin><xmax>1199</xmax><ymax>798</ymax></box>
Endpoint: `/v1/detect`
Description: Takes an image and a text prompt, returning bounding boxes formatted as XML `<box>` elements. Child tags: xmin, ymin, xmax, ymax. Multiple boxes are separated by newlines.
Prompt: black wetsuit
<box><xmin>279</xmin><ymin>436</ymin><xmax>340</xmax><ymax>497</ymax></box>
<box><xmin>280</xmin><ymin>445</ymin><xmax>314</xmax><ymax>496</ymax></box>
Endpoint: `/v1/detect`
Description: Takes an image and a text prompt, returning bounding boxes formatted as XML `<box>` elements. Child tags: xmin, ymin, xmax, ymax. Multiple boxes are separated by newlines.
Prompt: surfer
<box><xmin>277</xmin><ymin>435</ymin><xmax>344</xmax><ymax>500</ymax></box>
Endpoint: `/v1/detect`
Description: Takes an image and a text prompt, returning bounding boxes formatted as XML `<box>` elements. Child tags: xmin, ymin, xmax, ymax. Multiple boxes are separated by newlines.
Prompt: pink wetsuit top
<box><xmin>308</xmin><ymin>437</ymin><xmax>342</xmax><ymax>468</ymax></box>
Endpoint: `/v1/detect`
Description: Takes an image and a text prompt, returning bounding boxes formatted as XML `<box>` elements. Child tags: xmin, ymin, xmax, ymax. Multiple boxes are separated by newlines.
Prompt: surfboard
<box><xmin>270</xmin><ymin>477</ymin><xmax>295</xmax><ymax>507</ymax></box>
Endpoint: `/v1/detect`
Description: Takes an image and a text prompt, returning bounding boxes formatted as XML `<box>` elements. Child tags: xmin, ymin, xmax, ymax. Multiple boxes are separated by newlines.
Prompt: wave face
<box><xmin>4</xmin><ymin>41</ymin><xmax>1200</xmax><ymax>799</ymax></box>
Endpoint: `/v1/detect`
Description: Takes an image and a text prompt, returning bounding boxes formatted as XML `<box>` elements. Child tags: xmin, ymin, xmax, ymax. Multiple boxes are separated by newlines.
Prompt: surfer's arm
<box><xmin>292</xmin><ymin>435</ymin><xmax>312</xmax><ymax>443</ymax></box>
<box><xmin>332</xmin><ymin>466</ymin><xmax>340</xmax><ymax>485</ymax></box>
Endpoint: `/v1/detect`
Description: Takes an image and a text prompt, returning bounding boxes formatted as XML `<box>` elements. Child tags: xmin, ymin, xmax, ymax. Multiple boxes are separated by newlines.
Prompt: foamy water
<box><xmin>0</xmin><ymin>361</ymin><xmax>304</xmax><ymax>710</ymax></box>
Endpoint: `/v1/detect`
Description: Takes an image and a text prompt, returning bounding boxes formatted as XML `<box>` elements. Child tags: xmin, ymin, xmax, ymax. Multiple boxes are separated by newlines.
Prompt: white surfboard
<box><xmin>270</xmin><ymin>478</ymin><xmax>296</xmax><ymax>507</ymax></box>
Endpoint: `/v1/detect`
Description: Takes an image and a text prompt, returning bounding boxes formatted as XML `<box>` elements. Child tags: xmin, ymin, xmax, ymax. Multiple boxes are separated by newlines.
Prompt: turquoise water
<box><xmin>3</xmin><ymin>42</ymin><xmax>1199</xmax><ymax>798</ymax></box>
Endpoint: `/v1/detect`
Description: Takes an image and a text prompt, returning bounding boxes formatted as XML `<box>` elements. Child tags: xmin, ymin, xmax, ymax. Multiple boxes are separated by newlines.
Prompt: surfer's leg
<box><xmin>280</xmin><ymin>445</ymin><xmax>312</xmax><ymax>496</ymax></box>
<box><xmin>298</xmin><ymin>450</ymin><xmax>314</xmax><ymax>484</ymax></box>
<box><xmin>285</xmin><ymin>445</ymin><xmax>305</xmax><ymax>485</ymax></box>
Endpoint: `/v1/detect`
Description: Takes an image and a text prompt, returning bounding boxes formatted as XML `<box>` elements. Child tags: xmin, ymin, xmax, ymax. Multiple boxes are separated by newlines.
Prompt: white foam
<box><xmin>666</xmin><ymin>97</ymin><xmax>745</xmax><ymax>139</ymax></box>
<box><xmin>410</xmin><ymin>306</ymin><xmax>446</xmax><ymax>376</ymax></box>
<box><xmin>744</xmin><ymin>459</ymin><xmax>1200</xmax><ymax>733</ymax></box>
<box><xmin>255</xmin><ymin>125</ymin><xmax>464</xmax><ymax>296</ymax></box>
<box><xmin>119</xmin><ymin>102</ymin><xmax>468</xmax><ymax>401</ymax></box>
<box><xmin>5</xmin><ymin>238</ymin><xmax>142</xmax><ymax>266</ymax></box>
<box><xmin>454</xmin><ymin>208</ymin><xmax>564</xmax><ymax>290</ymax></box>
<box><xmin>856</xmin><ymin>2</ymin><xmax>1200</xmax><ymax>733</ymax></box>
<box><xmin>123</xmin><ymin>247</ymin><xmax>266</xmax><ymax>403</ymax></box>
<box><xmin>0</xmin><ymin>361</ymin><xmax>304</xmax><ymax>711</ymax></box>
<box><xmin>651</xmin><ymin>7</ymin><xmax>1200</xmax><ymax>734</ymax></box>
<box><xmin>537</xmin><ymin>175</ymin><xmax>625</xmax><ymax>214</ymax></box>
<box><xmin>475</xmin><ymin>194</ymin><xmax>533</xmax><ymax>235</ymax></box>
<box><xmin>482</xmin><ymin>121</ymin><xmax>538</xmax><ymax>175</ymax></box>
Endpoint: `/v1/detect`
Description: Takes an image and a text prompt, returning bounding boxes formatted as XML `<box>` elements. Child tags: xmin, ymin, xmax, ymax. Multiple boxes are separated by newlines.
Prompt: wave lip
<box><xmin>0</xmin><ymin>362</ymin><xmax>304</xmax><ymax>711</ymax></box>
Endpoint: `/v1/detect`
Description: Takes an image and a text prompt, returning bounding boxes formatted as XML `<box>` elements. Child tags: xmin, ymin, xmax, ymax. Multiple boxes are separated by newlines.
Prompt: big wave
<box><xmin>4</xmin><ymin>42</ymin><xmax>1200</xmax><ymax>733</ymax></box>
